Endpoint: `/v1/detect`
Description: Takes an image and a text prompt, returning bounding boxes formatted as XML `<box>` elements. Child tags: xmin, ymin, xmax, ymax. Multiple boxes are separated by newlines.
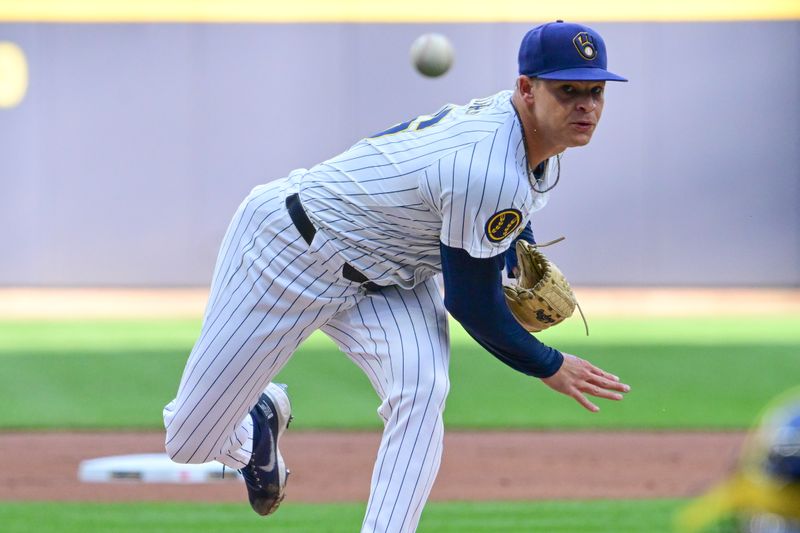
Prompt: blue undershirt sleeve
<box><xmin>440</xmin><ymin>241</ymin><xmax>564</xmax><ymax>378</ymax></box>
<box><xmin>505</xmin><ymin>222</ymin><xmax>535</xmax><ymax>278</ymax></box>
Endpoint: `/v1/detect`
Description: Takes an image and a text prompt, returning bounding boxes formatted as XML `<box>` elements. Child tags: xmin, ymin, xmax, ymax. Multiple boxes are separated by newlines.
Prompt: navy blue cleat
<box><xmin>239</xmin><ymin>383</ymin><xmax>292</xmax><ymax>516</ymax></box>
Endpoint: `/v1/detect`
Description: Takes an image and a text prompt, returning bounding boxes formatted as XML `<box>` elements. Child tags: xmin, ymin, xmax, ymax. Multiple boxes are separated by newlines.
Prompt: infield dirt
<box><xmin>0</xmin><ymin>430</ymin><xmax>743</xmax><ymax>502</ymax></box>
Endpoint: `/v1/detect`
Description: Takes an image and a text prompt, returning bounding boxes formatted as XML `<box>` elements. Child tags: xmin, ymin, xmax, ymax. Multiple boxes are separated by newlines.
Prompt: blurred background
<box><xmin>1</xmin><ymin>3</ymin><xmax>797</xmax><ymax>287</ymax></box>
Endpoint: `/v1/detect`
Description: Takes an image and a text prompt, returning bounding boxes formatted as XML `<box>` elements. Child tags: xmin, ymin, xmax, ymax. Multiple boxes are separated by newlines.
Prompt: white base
<box><xmin>78</xmin><ymin>453</ymin><xmax>243</xmax><ymax>484</ymax></box>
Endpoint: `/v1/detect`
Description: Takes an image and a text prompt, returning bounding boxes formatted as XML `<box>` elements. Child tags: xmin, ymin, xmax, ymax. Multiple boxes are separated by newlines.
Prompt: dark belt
<box><xmin>286</xmin><ymin>193</ymin><xmax>382</xmax><ymax>292</ymax></box>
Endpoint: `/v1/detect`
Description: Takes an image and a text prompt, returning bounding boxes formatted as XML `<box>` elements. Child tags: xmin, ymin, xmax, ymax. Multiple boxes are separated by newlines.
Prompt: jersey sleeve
<box><xmin>420</xmin><ymin>139</ymin><xmax>532</xmax><ymax>259</ymax></box>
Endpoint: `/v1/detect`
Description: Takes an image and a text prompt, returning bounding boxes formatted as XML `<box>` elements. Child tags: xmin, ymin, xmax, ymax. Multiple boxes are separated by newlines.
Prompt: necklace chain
<box><xmin>511</xmin><ymin>98</ymin><xmax>562</xmax><ymax>194</ymax></box>
<box><xmin>530</xmin><ymin>154</ymin><xmax>561</xmax><ymax>193</ymax></box>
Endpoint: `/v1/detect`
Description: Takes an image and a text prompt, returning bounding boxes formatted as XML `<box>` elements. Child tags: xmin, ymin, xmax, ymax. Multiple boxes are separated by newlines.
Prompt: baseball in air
<box><xmin>410</xmin><ymin>33</ymin><xmax>454</xmax><ymax>78</ymax></box>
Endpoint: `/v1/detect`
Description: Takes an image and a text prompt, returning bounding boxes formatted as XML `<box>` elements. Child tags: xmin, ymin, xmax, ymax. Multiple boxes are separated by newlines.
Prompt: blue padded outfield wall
<box><xmin>1</xmin><ymin>21</ymin><xmax>798</xmax><ymax>286</ymax></box>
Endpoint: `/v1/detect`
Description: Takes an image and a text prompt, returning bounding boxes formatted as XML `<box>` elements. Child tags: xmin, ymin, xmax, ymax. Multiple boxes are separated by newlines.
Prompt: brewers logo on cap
<box><xmin>485</xmin><ymin>209</ymin><xmax>521</xmax><ymax>242</ymax></box>
<box><xmin>573</xmin><ymin>32</ymin><xmax>597</xmax><ymax>61</ymax></box>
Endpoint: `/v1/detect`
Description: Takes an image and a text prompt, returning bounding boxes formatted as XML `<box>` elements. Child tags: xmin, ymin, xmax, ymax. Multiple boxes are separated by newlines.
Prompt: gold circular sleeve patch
<box><xmin>485</xmin><ymin>209</ymin><xmax>522</xmax><ymax>243</ymax></box>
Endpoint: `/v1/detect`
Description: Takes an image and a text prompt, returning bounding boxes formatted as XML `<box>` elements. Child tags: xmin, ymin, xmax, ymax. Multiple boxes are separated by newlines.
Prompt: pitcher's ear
<box><xmin>516</xmin><ymin>76</ymin><xmax>536</xmax><ymax>103</ymax></box>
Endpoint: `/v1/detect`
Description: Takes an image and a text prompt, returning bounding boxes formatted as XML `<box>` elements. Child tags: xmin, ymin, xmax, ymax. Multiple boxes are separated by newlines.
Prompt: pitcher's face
<box><xmin>532</xmin><ymin>79</ymin><xmax>606</xmax><ymax>147</ymax></box>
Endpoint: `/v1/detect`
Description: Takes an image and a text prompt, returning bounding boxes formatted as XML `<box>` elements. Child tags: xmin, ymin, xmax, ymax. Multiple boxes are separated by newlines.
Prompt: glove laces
<box><xmin>532</xmin><ymin>237</ymin><xmax>589</xmax><ymax>336</ymax></box>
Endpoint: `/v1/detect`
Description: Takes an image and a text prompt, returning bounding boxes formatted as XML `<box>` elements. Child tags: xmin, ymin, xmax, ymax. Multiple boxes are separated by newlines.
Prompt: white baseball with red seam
<box><xmin>410</xmin><ymin>33</ymin><xmax>454</xmax><ymax>77</ymax></box>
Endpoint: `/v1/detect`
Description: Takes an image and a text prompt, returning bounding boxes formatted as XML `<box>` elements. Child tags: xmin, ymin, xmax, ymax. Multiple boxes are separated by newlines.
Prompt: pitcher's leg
<box><xmin>323</xmin><ymin>277</ymin><xmax>450</xmax><ymax>532</ymax></box>
<box><xmin>164</xmin><ymin>183</ymin><xmax>358</xmax><ymax>469</ymax></box>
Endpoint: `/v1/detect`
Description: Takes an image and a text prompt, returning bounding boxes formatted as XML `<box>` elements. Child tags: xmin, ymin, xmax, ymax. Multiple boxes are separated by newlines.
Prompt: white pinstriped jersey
<box><xmin>166</xmin><ymin>89</ymin><xmax>562</xmax><ymax>533</ymax></box>
<box><xmin>298</xmin><ymin>90</ymin><xmax>556</xmax><ymax>289</ymax></box>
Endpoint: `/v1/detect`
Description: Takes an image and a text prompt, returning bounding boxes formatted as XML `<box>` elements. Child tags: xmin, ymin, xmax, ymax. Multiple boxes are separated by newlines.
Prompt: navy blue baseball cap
<box><xmin>518</xmin><ymin>21</ymin><xmax>627</xmax><ymax>82</ymax></box>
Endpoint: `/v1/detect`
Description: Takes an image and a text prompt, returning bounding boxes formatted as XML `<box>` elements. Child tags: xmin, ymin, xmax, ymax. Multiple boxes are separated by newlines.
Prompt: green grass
<box><xmin>0</xmin><ymin>317</ymin><xmax>797</xmax><ymax>430</ymax></box>
<box><xmin>0</xmin><ymin>500</ymin><xmax>688</xmax><ymax>533</ymax></box>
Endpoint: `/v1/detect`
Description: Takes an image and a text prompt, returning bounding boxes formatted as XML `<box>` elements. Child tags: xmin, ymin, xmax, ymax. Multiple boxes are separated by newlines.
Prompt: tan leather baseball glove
<box><xmin>503</xmin><ymin>238</ymin><xmax>588</xmax><ymax>334</ymax></box>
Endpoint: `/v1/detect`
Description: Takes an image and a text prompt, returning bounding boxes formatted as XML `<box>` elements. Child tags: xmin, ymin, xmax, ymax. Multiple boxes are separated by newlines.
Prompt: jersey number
<box><xmin>369</xmin><ymin>107</ymin><xmax>452</xmax><ymax>139</ymax></box>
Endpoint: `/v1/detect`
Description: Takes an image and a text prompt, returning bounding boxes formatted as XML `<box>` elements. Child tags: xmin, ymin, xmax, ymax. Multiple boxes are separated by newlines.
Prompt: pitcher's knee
<box><xmin>163</xmin><ymin>407</ymin><xmax>206</xmax><ymax>464</ymax></box>
<box><xmin>164</xmin><ymin>436</ymin><xmax>188</xmax><ymax>464</ymax></box>
<box><xmin>164</xmin><ymin>423</ymin><xmax>202</xmax><ymax>464</ymax></box>
<box><xmin>388</xmin><ymin>374</ymin><xmax>450</xmax><ymax>417</ymax></box>
<box><xmin>420</xmin><ymin>374</ymin><xmax>450</xmax><ymax>406</ymax></box>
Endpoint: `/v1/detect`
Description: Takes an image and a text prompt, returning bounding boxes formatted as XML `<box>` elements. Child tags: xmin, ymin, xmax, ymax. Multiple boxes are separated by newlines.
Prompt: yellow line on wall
<box><xmin>0</xmin><ymin>0</ymin><xmax>798</xmax><ymax>23</ymax></box>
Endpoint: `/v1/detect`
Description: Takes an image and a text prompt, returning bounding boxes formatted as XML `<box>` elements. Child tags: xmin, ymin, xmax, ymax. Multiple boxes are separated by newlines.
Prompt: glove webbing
<box><xmin>531</xmin><ymin>237</ymin><xmax>589</xmax><ymax>336</ymax></box>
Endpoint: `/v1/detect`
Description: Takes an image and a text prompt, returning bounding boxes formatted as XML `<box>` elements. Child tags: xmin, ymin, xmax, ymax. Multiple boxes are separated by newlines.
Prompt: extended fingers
<box><xmin>584</xmin><ymin>363</ymin><xmax>631</xmax><ymax>393</ymax></box>
<box><xmin>578</xmin><ymin>373</ymin><xmax>631</xmax><ymax>401</ymax></box>
<box><xmin>551</xmin><ymin>354</ymin><xmax>630</xmax><ymax>412</ymax></box>
<box><xmin>570</xmin><ymin>389</ymin><xmax>599</xmax><ymax>412</ymax></box>
<box><xmin>580</xmin><ymin>383</ymin><xmax>624</xmax><ymax>401</ymax></box>
<box><xmin>587</xmin><ymin>363</ymin><xmax>620</xmax><ymax>382</ymax></box>
<box><xmin>588</xmin><ymin>375</ymin><xmax>631</xmax><ymax>394</ymax></box>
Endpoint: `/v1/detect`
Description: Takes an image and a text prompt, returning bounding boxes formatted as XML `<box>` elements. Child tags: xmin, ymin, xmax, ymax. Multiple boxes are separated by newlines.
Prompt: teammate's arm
<box><xmin>440</xmin><ymin>242</ymin><xmax>630</xmax><ymax>411</ymax></box>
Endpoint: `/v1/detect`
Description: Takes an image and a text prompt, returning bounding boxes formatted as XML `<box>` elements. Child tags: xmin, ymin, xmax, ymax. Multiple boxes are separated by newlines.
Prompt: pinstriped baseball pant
<box><xmin>163</xmin><ymin>176</ymin><xmax>451</xmax><ymax>533</ymax></box>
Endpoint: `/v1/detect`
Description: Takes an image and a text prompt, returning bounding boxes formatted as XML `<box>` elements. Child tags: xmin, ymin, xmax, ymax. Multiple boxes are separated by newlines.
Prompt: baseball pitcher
<box><xmin>164</xmin><ymin>20</ymin><xmax>631</xmax><ymax>533</ymax></box>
